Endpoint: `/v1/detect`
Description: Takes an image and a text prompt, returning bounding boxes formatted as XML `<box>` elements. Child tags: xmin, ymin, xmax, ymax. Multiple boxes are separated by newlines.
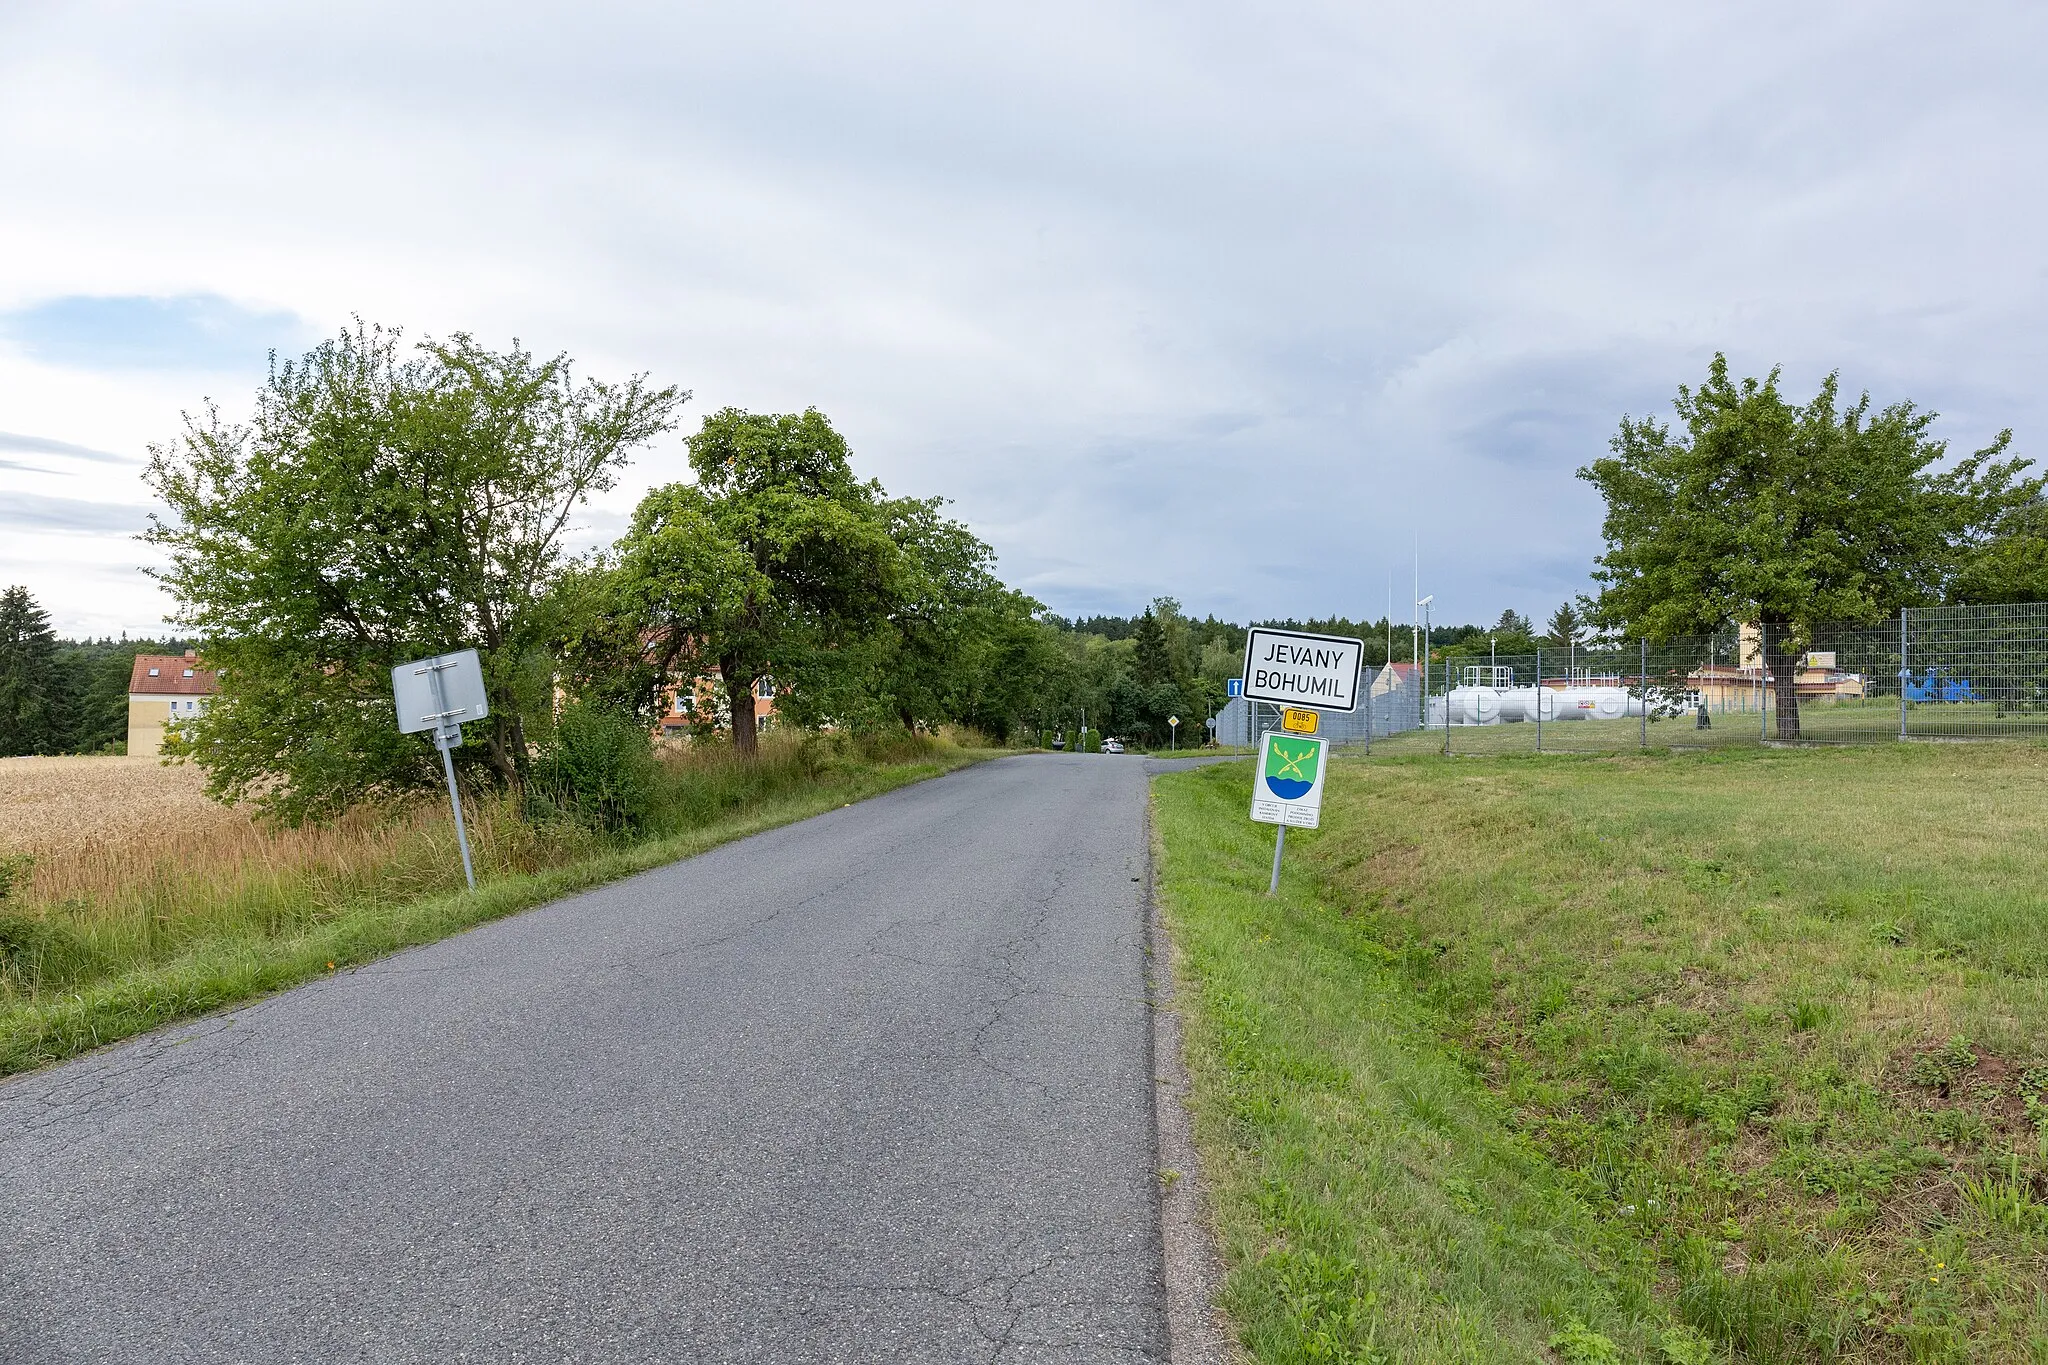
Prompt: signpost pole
<box><xmin>1240</xmin><ymin>629</ymin><xmax>1352</xmax><ymax>886</ymax></box>
<box><xmin>437</xmin><ymin>732</ymin><xmax>477</xmax><ymax>892</ymax></box>
<box><xmin>426</xmin><ymin>663</ymin><xmax>478</xmax><ymax>892</ymax></box>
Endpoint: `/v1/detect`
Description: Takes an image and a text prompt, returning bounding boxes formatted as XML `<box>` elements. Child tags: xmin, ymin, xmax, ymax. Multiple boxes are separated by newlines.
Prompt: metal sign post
<box><xmin>392</xmin><ymin>649</ymin><xmax>490</xmax><ymax>892</ymax></box>
<box><xmin>1239</xmin><ymin>625</ymin><xmax>1360</xmax><ymax>895</ymax></box>
<box><xmin>1168</xmin><ymin>714</ymin><xmax>1180</xmax><ymax>751</ymax></box>
<box><xmin>1250</xmin><ymin>730</ymin><xmax>1327</xmax><ymax>894</ymax></box>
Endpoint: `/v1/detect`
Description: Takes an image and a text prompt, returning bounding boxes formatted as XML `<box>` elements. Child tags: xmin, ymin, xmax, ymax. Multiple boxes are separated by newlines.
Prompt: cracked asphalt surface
<box><xmin>0</xmin><ymin>753</ymin><xmax>1203</xmax><ymax>1364</ymax></box>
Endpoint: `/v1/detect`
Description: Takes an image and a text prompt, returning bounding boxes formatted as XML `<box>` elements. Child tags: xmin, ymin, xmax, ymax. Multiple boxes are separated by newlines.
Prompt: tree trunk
<box><xmin>1765</xmin><ymin>620</ymin><xmax>1803</xmax><ymax>741</ymax></box>
<box><xmin>724</xmin><ymin>656</ymin><xmax>759</xmax><ymax>757</ymax></box>
<box><xmin>486</xmin><ymin>714</ymin><xmax>522</xmax><ymax>788</ymax></box>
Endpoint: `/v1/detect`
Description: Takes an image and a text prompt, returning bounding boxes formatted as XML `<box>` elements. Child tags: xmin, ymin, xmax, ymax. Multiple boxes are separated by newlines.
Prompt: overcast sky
<box><xmin>3</xmin><ymin>2</ymin><xmax>2044</xmax><ymax>638</ymax></box>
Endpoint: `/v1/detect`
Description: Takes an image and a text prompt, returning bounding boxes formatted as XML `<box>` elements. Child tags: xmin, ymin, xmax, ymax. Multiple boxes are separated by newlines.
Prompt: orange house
<box><xmin>656</xmin><ymin>666</ymin><xmax>777</xmax><ymax>739</ymax></box>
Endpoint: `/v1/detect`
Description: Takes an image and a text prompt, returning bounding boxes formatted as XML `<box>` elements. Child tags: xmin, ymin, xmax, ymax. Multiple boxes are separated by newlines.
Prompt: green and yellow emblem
<box><xmin>1263</xmin><ymin>735</ymin><xmax>1321</xmax><ymax>800</ymax></box>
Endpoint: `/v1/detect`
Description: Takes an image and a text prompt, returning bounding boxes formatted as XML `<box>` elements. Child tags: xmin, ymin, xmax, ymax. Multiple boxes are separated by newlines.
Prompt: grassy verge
<box><xmin>1</xmin><ymin>732</ymin><xmax>987</xmax><ymax>1078</ymax></box>
<box><xmin>1155</xmin><ymin>760</ymin><xmax>1685</xmax><ymax>1363</ymax></box>
<box><xmin>1155</xmin><ymin>744</ymin><xmax>2048</xmax><ymax>1363</ymax></box>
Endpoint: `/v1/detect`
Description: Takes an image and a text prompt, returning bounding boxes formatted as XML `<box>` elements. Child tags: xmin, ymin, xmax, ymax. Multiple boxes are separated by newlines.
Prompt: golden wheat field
<box><xmin>0</xmin><ymin>756</ymin><xmax>250</xmax><ymax>853</ymax></box>
<box><xmin>0</xmin><ymin>754</ymin><xmax>481</xmax><ymax>913</ymax></box>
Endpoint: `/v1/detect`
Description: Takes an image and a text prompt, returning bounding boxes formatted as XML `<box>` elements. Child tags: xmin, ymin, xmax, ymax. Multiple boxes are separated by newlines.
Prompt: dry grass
<box><xmin>0</xmin><ymin>731</ymin><xmax>987</xmax><ymax>1077</ymax></box>
<box><xmin>0</xmin><ymin>755</ymin><xmax>483</xmax><ymax>914</ymax></box>
<box><xmin>0</xmin><ymin>755</ymin><xmax>247</xmax><ymax>852</ymax></box>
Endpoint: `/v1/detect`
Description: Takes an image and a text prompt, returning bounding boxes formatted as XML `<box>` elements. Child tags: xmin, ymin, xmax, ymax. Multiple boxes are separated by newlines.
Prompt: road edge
<box><xmin>1145</xmin><ymin>789</ymin><xmax>1238</xmax><ymax>1365</ymax></box>
<box><xmin>1</xmin><ymin>750</ymin><xmax>1000</xmax><ymax>1082</ymax></box>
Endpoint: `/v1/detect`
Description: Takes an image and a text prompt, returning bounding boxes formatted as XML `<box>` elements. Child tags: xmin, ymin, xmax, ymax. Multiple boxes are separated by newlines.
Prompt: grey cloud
<box><xmin>0</xmin><ymin>430</ymin><xmax>136</xmax><ymax>464</ymax></box>
<box><xmin>0</xmin><ymin>493</ymin><xmax>152</xmax><ymax>533</ymax></box>
<box><xmin>4</xmin><ymin>3</ymin><xmax>2046</xmax><ymax>627</ymax></box>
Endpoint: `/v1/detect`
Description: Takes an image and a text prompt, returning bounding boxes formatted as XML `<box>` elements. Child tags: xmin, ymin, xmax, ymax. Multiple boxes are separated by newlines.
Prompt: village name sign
<box><xmin>1239</xmin><ymin>627</ymin><xmax>1362</xmax><ymax>712</ymax></box>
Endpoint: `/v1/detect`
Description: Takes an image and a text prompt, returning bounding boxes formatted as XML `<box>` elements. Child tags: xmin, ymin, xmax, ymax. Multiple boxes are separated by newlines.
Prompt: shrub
<box><xmin>527</xmin><ymin>703</ymin><xmax>661</xmax><ymax>836</ymax></box>
<box><xmin>0</xmin><ymin>856</ymin><xmax>56</xmax><ymax>994</ymax></box>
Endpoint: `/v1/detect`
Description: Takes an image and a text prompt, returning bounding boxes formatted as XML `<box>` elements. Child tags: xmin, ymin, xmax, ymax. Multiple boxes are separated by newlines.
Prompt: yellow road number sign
<box><xmin>1281</xmin><ymin>708</ymin><xmax>1319</xmax><ymax>735</ymax></box>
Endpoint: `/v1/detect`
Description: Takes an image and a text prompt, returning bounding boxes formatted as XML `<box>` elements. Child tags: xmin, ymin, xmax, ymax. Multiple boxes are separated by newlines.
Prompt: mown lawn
<box><xmin>1154</xmin><ymin>743</ymin><xmax>2048</xmax><ymax>1363</ymax></box>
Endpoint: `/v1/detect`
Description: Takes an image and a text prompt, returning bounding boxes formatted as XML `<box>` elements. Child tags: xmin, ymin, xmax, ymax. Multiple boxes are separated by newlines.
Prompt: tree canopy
<box><xmin>1580</xmin><ymin>354</ymin><xmax>2038</xmax><ymax>736</ymax></box>
<box><xmin>0</xmin><ymin>586</ymin><xmax>62</xmax><ymax>757</ymax></box>
<box><xmin>145</xmin><ymin>323</ymin><xmax>686</xmax><ymax>820</ymax></box>
<box><xmin>1544</xmin><ymin>602</ymin><xmax>1584</xmax><ymax>648</ymax></box>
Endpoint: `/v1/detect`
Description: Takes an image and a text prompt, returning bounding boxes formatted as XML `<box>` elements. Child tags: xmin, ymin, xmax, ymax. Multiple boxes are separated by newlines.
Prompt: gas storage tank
<box><xmin>1439</xmin><ymin>685</ymin><xmax>1644</xmax><ymax>724</ymax></box>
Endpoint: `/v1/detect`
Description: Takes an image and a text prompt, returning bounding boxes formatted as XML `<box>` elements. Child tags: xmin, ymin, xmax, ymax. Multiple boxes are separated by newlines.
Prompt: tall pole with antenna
<box><xmin>1411</xmin><ymin>544</ymin><xmax>1420</xmax><ymax>674</ymax></box>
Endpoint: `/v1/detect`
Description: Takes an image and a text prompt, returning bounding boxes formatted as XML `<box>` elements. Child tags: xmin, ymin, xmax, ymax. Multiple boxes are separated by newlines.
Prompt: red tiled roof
<box><xmin>129</xmin><ymin>654</ymin><xmax>220</xmax><ymax>696</ymax></box>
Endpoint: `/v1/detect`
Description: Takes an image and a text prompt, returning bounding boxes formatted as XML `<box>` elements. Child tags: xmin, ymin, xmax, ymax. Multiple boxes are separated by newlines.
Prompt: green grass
<box><xmin>1155</xmin><ymin>743</ymin><xmax>2048</xmax><ymax>1363</ymax></box>
<box><xmin>0</xmin><ymin>731</ymin><xmax>987</xmax><ymax>1077</ymax></box>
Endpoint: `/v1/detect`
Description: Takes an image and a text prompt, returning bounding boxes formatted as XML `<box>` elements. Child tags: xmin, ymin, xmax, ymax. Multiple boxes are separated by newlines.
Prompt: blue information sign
<box><xmin>1227</xmin><ymin>678</ymin><xmax>1243</xmax><ymax>697</ymax></box>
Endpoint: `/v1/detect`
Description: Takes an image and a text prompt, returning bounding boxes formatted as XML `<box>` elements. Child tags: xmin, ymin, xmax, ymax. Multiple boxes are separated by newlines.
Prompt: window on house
<box><xmin>148</xmin><ymin>668</ymin><xmax>160</xmax><ymax>677</ymax></box>
<box><xmin>183</xmin><ymin>669</ymin><xmax>194</xmax><ymax>677</ymax></box>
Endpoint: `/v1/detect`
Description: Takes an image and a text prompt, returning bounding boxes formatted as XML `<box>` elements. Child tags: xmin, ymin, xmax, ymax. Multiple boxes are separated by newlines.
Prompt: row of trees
<box><xmin>0</xmin><ymin>587</ymin><xmax>190</xmax><ymax>757</ymax></box>
<box><xmin>26</xmin><ymin>337</ymin><xmax>2037</xmax><ymax>770</ymax></box>
<box><xmin>139</xmin><ymin>324</ymin><xmax>1060</xmax><ymax>821</ymax></box>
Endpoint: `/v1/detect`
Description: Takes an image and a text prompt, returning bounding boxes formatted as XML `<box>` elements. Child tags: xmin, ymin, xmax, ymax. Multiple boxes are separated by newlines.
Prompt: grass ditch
<box><xmin>0</xmin><ymin>730</ymin><xmax>987</xmax><ymax>1077</ymax></box>
<box><xmin>1154</xmin><ymin>742</ymin><xmax>2048</xmax><ymax>1363</ymax></box>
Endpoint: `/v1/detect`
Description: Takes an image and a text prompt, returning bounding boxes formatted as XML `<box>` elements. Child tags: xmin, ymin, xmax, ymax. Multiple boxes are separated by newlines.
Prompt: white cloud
<box><xmin>1</xmin><ymin>0</ymin><xmax>2044</xmax><ymax>635</ymax></box>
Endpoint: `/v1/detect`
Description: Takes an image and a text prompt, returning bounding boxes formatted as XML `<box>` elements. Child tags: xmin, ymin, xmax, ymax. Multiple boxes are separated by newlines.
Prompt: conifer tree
<box><xmin>0</xmin><ymin>586</ymin><xmax>62</xmax><ymax>756</ymax></box>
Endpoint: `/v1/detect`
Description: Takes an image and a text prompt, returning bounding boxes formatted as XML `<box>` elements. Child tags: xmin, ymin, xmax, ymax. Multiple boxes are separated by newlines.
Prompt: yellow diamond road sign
<box><xmin>1281</xmin><ymin>708</ymin><xmax>1319</xmax><ymax>734</ymax></box>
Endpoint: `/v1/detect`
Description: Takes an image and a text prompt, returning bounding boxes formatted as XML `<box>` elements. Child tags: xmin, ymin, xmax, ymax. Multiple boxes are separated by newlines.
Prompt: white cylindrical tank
<box><xmin>1442</xmin><ymin>686</ymin><xmax>1510</xmax><ymax>725</ymax></box>
<box><xmin>1550</xmin><ymin>686</ymin><xmax>1643</xmax><ymax>720</ymax></box>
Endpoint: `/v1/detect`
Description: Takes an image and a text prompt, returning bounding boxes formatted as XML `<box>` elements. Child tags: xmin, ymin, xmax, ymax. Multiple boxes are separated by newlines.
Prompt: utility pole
<box><xmin>1417</xmin><ymin>593</ymin><xmax>1434</xmax><ymax>737</ymax></box>
<box><xmin>1411</xmin><ymin>547</ymin><xmax>1420</xmax><ymax>672</ymax></box>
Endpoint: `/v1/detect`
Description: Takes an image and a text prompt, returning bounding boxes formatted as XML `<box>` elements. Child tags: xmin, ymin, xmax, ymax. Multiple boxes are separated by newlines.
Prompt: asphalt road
<box><xmin>1</xmin><ymin>753</ymin><xmax>1211</xmax><ymax>1364</ymax></box>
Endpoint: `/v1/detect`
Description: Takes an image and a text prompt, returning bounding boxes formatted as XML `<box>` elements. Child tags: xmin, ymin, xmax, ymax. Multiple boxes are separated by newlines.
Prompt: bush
<box><xmin>0</xmin><ymin>856</ymin><xmax>61</xmax><ymax>994</ymax></box>
<box><xmin>527</xmin><ymin>704</ymin><xmax>661</xmax><ymax>836</ymax></box>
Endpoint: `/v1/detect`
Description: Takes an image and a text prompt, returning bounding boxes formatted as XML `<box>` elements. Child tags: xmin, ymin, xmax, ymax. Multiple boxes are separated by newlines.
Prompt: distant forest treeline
<box><xmin>0</xmin><ymin>587</ymin><xmax>191</xmax><ymax>756</ymax></box>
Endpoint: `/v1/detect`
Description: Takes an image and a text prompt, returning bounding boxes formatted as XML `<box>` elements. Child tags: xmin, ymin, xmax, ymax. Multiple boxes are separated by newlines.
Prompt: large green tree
<box><xmin>1544</xmin><ymin>602</ymin><xmax>1584</xmax><ymax>649</ymax></box>
<box><xmin>1950</xmin><ymin>499</ymin><xmax>2048</xmax><ymax>605</ymax></box>
<box><xmin>1580</xmin><ymin>355</ymin><xmax>2038</xmax><ymax>738</ymax></box>
<box><xmin>145</xmin><ymin>323</ymin><xmax>685</xmax><ymax>819</ymax></box>
<box><xmin>0</xmin><ymin>586</ymin><xmax>62</xmax><ymax>756</ymax></box>
<box><xmin>840</xmin><ymin>495</ymin><xmax>1041</xmax><ymax>738</ymax></box>
<box><xmin>607</xmin><ymin>408</ymin><xmax>899</xmax><ymax>756</ymax></box>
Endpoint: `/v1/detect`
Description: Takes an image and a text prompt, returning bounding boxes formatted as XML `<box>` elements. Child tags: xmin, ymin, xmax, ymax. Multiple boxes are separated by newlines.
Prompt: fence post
<box><xmin>1364</xmin><ymin>676</ymin><xmax>1372</xmax><ymax>754</ymax></box>
<box><xmin>1640</xmin><ymin>637</ymin><xmax>1648</xmax><ymax>749</ymax></box>
<box><xmin>1898</xmin><ymin>607</ymin><xmax>1908</xmax><ymax>741</ymax></box>
<box><xmin>1761</xmin><ymin>623</ymin><xmax>1769</xmax><ymax>742</ymax></box>
<box><xmin>1448</xmin><ymin>655</ymin><xmax>1458</xmax><ymax>755</ymax></box>
<box><xmin>1535</xmin><ymin>646</ymin><xmax>1543</xmax><ymax>752</ymax></box>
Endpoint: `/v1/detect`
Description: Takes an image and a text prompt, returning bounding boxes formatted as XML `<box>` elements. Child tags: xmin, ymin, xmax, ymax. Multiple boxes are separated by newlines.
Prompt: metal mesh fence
<box><xmin>1249</xmin><ymin>602</ymin><xmax>2048</xmax><ymax>756</ymax></box>
<box><xmin>1211</xmin><ymin>674</ymin><xmax>1427</xmax><ymax>749</ymax></box>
